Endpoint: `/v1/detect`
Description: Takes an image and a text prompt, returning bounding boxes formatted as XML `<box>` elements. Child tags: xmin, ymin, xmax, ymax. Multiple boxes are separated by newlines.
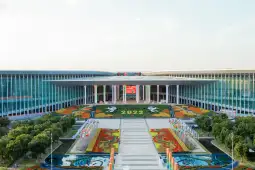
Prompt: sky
<box><xmin>0</xmin><ymin>0</ymin><xmax>255</xmax><ymax>72</ymax></box>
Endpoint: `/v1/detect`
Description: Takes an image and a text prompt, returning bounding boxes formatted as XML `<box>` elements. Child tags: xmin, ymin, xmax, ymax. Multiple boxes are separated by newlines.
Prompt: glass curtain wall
<box><xmin>0</xmin><ymin>73</ymin><xmax>97</xmax><ymax>116</ymax></box>
<box><xmin>168</xmin><ymin>72</ymin><xmax>255</xmax><ymax>115</ymax></box>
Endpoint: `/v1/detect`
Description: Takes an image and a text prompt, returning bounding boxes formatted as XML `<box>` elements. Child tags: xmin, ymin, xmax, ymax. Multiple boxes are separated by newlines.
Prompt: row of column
<box><xmin>83</xmin><ymin>85</ymin><xmax>180</xmax><ymax>105</ymax></box>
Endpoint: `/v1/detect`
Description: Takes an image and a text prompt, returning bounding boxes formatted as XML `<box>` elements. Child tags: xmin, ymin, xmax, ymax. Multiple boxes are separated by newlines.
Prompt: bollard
<box><xmin>111</xmin><ymin>148</ymin><xmax>114</xmax><ymax>154</ymax></box>
<box><xmin>166</xmin><ymin>148</ymin><xmax>169</xmax><ymax>159</ymax></box>
<box><xmin>171</xmin><ymin>157</ymin><xmax>174</xmax><ymax>170</ymax></box>
<box><xmin>168</xmin><ymin>152</ymin><xmax>171</xmax><ymax>170</ymax></box>
<box><xmin>108</xmin><ymin>162</ymin><xmax>112</xmax><ymax>170</ymax></box>
<box><xmin>110</xmin><ymin>157</ymin><xmax>114</xmax><ymax>164</ymax></box>
<box><xmin>168</xmin><ymin>152</ymin><xmax>171</xmax><ymax>163</ymax></box>
<box><xmin>174</xmin><ymin>162</ymin><xmax>178</xmax><ymax>170</ymax></box>
<box><xmin>111</xmin><ymin>148</ymin><xmax>115</xmax><ymax>157</ymax></box>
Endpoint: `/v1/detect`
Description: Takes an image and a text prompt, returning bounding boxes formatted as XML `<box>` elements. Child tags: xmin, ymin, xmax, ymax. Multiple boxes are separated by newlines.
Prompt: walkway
<box><xmin>114</xmin><ymin>119</ymin><xmax>166</xmax><ymax>170</ymax></box>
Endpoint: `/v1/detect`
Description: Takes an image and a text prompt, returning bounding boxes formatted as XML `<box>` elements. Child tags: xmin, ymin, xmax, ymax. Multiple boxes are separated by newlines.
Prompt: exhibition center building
<box><xmin>0</xmin><ymin>70</ymin><xmax>254</xmax><ymax>117</ymax></box>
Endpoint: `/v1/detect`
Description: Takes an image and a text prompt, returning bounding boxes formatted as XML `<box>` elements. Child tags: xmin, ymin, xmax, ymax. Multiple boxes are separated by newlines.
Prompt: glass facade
<box><xmin>0</xmin><ymin>71</ymin><xmax>114</xmax><ymax>116</ymax></box>
<box><xmin>1</xmin><ymin>70</ymin><xmax>254</xmax><ymax>117</ymax></box>
<box><xmin>167</xmin><ymin>72</ymin><xmax>255</xmax><ymax>115</ymax></box>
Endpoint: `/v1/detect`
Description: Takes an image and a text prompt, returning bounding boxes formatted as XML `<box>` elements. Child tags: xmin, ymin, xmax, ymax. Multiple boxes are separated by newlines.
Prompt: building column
<box><xmin>124</xmin><ymin>85</ymin><xmax>126</xmax><ymax>103</ymax></box>
<box><xmin>136</xmin><ymin>85</ymin><xmax>140</xmax><ymax>103</ymax></box>
<box><xmin>122</xmin><ymin>85</ymin><xmax>125</xmax><ymax>103</ymax></box>
<box><xmin>176</xmin><ymin>85</ymin><xmax>179</xmax><ymax>104</ymax></box>
<box><xmin>114</xmin><ymin>85</ymin><xmax>117</xmax><ymax>104</ymax></box>
<box><xmin>117</xmin><ymin>85</ymin><xmax>120</xmax><ymax>101</ymax></box>
<box><xmin>142</xmin><ymin>85</ymin><xmax>145</xmax><ymax>101</ymax></box>
<box><xmin>94</xmin><ymin>85</ymin><xmax>97</xmax><ymax>104</ymax></box>
<box><xmin>103</xmin><ymin>85</ymin><xmax>106</xmax><ymax>103</ymax></box>
<box><xmin>157</xmin><ymin>85</ymin><xmax>160</xmax><ymax>103</ymax></box>
<box><xmin>146</xmin><ymin>85</ymin><xmax>151</xmax><ymax>103</ymax></box>
<box><xmin>84</xmin><ymin>85</ymin><xmax>87</xmax><ymax>105</ymax></box>
<box><xmin>166</xmin><ymin>85</ymin><xmax>169</xmax><ymax>103</ymax></box>
<box><xmin>112</xmin><ymin>85</ymin><xmax>114</xmax><ymax>103</ymax></box>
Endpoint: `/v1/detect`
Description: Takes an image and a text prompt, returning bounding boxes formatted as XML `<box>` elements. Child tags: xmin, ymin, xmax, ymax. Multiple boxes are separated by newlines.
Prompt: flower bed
<box><xmin>149</xmin><ymin>128</ymin><xmax>188</xmax><ymax>153</ymax></box>
<box><xmin>187</xmin><ymin>105</ymin><xmax>209</xmax><ymax>114</ymax></box>
<box><xmin>173</xmin><ymin>106</ymin><xmax>196</xmax><ymax>118</ymax></box>
<box><xmin>56</xmin><ymin>106</ymin><xmax>79</xmax><ymax>114</ymax></box>
<box><xmin>86</xmin><ymin>128</ymin><xmax>120</xmax><ymax>153</ymax></box>
<box><xmin>95</xmin><ymin>104</ymin><xmax>171</xmax><ymax>118</ymax></box>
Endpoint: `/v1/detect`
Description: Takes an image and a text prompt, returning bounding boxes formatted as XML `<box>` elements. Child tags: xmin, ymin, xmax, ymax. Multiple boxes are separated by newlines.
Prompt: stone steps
<box><xmin>114</xmin><ymin>119</ymin><xmax>166</xmax><ymax>170</ymax></box>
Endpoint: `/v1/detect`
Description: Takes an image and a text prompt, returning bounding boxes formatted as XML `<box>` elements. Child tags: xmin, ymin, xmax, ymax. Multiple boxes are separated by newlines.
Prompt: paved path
<box><xmin>95</xmin><ymin>119</ymin><xmax>120</xmax><ymax>129</ymax></box>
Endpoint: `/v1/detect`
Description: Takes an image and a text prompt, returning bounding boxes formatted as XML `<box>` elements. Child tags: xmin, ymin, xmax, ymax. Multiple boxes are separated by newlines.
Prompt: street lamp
<box><xmin>232</xmin><ymin>132</ymin><xmax>234</xmax><ymax>170</ymax></box>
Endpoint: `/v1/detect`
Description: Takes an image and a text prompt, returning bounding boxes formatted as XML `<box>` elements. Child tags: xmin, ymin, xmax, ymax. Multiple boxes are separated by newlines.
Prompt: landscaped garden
<box><xmin>74</xmin><ymin>106</ymin><xmax>93</xmax><ymax>119</ymax></box>
<box><xmin>56</xmin><ymin>105</ymin><xmax>79</xmax><ymax>114</ymax></box>
<box><xmin>195</xmin><ymin>113</ymin><xmax>255</xmax><ymax>168</ymax></box>
<box><xmin>0</xmin><ymin>114</ymin><xmax>75</xmax><ymax>168</ymax></box>
<box><xmin>149</xmin><ymin>128</ymin><xmax>189</xmax><ymax>153</ymax></box>
<box><xmin>86</xmin><ymin>128</ymin><xmax>120</xmax><ymax>153</ymax></box>
<box><xmin>95</xmin><ymin>104</ymin><xmax>171</xmax><ymax>118</ymax></box>
<box><xmin>178</xmin><ymin>104</ymin><xmax>216</xmax><ymax>115</ymax></box>
<box><xmin>172</xmin><ymin>105</ymin><xmax>196</xmax><ymax>118</ymax></box>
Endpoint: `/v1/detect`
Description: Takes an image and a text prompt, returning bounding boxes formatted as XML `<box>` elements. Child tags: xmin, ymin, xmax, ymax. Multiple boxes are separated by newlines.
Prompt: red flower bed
<box><xmin>150</xmin><ymin>128</ymin><xmax>185</xmax><ymax>153</ymax></box>
<box><xmin>91</xmin><ymin>129</ymin><xmax>119</xmax><ymax>153</ymax></box>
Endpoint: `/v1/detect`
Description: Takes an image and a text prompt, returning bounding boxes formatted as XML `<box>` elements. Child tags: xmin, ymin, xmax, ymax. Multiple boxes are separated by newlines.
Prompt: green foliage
<box><xmin>28</xmin><ymin>132</ymin><xmax>50</xmax><ymax>157</ymax></box>
<box><xmin>195</xmin><ymin>115</ymin><xmax>212</xmax><ymax>132</ymax></box>
<box><xmin>199</xmin><ymin>114</ymin><xmax>255</xmax><ymax>163</ymax></box>
<box><xmin>0</xmin><ymin>136</ymin><xmax>9</xmax><ymax>160</ymax></box>
<box><xmin>0</xmin><ymin>117</ymin><xmax>10</xmax><ymax>127</ymax></box>
<box><xmin>0</xmin><ymin>113</ymin><xmax>76</xmax><ymax>165</ymax></box>
<box><xmin>0</xmin><ymin>127</ymin><xmax>8</xmax><ymax>137</ymax></box>
<box><xmin>234</xmin><ymin>141</ymin><xmax>248</xmax><ymax>161</ymax></box>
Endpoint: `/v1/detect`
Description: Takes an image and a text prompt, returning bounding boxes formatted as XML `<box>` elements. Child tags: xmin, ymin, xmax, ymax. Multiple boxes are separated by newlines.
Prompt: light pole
<box><xmin>232</xmin><ymin>132</ymin><xmax>234</xmax><ymax>170</ymax></box>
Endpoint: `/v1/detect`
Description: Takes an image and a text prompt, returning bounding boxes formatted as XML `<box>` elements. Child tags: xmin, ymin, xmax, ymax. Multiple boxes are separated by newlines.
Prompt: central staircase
<box><xmin>114</xmin><ymin>119</ymin><xmax>166</xmax><ymax>170</ymax></box>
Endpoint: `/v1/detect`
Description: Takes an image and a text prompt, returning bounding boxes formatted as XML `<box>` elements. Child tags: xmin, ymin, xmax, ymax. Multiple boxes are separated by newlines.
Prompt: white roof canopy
<box><xmin>48</xmin><ymin>76</ymin><xmax>217</xmax><ymax>86</ymax></box>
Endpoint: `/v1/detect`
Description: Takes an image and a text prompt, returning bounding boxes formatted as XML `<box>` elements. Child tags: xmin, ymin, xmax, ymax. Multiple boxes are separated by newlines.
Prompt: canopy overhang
<box><xmin>47</xmin><ymin>76</ymin><xmax>217</xmax><ymax>86</ymax></box>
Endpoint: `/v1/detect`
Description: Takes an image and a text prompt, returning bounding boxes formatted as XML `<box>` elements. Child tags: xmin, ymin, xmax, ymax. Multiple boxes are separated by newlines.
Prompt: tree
<box><xmin>195</xmin><ymin>115</ymin><xmax>212</xmax><ymax>132</ymax></box>
<box><xmin>224</xmin><ymin>134</ymin><xmax>232</xmax><ymax>149</ymax></box>
<box><xmin>0</xmin><ymin>117</ymin><xmax>10</xmax><ymax>127</ymax></box>
<box><xmin>234</xmin><ymin>141</ymin><xmax>248</xmax><ymax>161</ymax></box>
<box><xmin>15</xmin><ymin>134</ymin><xmax>32</xmax><ymax>152</ymax></box>
<box><xmin>212</xmin><ymin>123</ymin><xmax>222</xmax><ymax>138</ymax></box>
<box><xmin>0</xmin><ymin>127</ymin><xmax>8</xmax><ymax>137</ymax></box>
<box><xmin>6</xmin><ymin>139</ymin><xmax>23</xmax><ymax>161</ymax></box>
<box><xmin>8</xmin><ymin>126</ymin><xmax>30</xmax><ymax>140</ymax></box>
<box><xmin>0</xmin><ymin>136</ymin><xmax>9</xmax><ymax>160</ymax></box>
<box><xmin>219</xmin><ymin>128</ymin><xmax>229</xmax><ymax>143</ymax></box>
<box><xmin>28</xmin><ymin>132</ymin><xmax>50</xmax><ymax>158</ymax></box>
<box><xmin>254</xmin><ymin>134</ymin><xmax>255</xmax><ymax>146</ymax></box>
<box><xmin>220</xmin><ymin>113</ymin><xmax>228</xmax><ymax>120</ymax></box>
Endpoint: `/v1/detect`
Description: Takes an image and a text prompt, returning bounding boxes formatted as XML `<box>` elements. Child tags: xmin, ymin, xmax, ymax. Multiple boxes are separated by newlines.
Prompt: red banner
<box><xmin>126</xmin><ymin>86</ymin><xmax>136</xmax><ymax>94</ymax></box>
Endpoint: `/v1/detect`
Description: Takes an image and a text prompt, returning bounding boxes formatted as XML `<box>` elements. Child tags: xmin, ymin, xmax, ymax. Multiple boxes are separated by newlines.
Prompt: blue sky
<box><xmin>0</xmin><ymin>0</ymin><xmax>254</xmax><ymax>71</ymax></box>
